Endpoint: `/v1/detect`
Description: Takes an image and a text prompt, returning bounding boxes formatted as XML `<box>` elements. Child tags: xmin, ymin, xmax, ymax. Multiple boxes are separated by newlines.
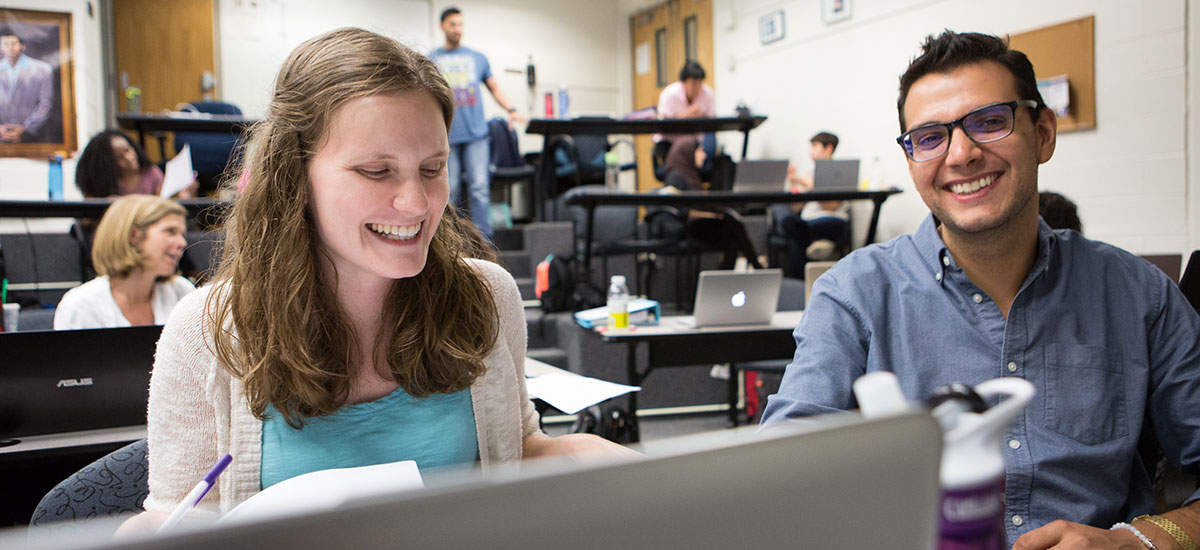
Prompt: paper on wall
<box><xmin>635</xmin><ymin>43</ymin><xmax>651</xmax><ymax>76</ymax></box>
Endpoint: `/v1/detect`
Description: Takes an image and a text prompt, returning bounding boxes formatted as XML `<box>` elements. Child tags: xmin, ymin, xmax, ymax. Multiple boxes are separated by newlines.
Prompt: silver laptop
<box><xmin>732</xmin><ymin>160</ymin><xmax>789</xmax><ymax>192</ymax></box>
<box><xmin>812</xmin><ymin>159</ymin><xmax>860</xmax><ymax>190</ymax></box>
<box><xmin>687</xmin><ymin>269</ymin><xmax>783</xmax><ymax>327</ymax></box>
<box><xmin>10</xmin><ymin>412</ymin><xmax>942</xmax><ymax>549</ymax></box>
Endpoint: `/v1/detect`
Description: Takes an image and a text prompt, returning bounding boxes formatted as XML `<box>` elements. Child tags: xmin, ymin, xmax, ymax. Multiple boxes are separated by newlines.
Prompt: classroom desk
<box><xmin>526</xmin><ymin>115</ymin><xmax>767</xmax><ymax>157</ymax></box>
<box><xmin>563</xmin><ymin>187</ymin><xmax>903</xmax><ymax>268</ymax></box>
<box><xmin>584</xmin><ymin>310</ymin><xmax>802</xmax><ymax>441</ymax></box>
<box><xmin>116</xmin><ymin>113</ymin><xmax>257</xmax><ymax>157</ymax></box>
<box><xmin>0</xmin><ymin>198</ymin><xmax>226</xmax><ymax>220</ymax></box>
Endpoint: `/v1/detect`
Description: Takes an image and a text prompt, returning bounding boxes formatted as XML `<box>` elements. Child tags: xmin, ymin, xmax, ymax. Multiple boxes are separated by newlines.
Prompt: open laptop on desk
<box><xmin>812</xmin><ymin>159</ymin><xmax>860</xmax><ymax>190</ymax></box>
<box><xmin>683</xmin><ymin>269</ymin><xmax>783</xmax><ymax>327</ymax></box>
<box><xmin>0</xmin><ymin>325</ymin><xmax>160</xmax><ymax>446</ymax></box>
<box><xmin>732</xmin><ymin>160</ymin><xmax>789</xmax><ymax>193</ymax></box>
<box><xmin>6</xmin><ymin>411</ymin><xmax>941</xmax><ymax>549</ymax></box>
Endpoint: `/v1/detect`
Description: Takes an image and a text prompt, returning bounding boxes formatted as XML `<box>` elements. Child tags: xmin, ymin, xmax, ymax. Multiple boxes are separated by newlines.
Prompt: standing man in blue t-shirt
<box><xmin>430</xmin><ymin>7</ymin><xmax>524</xmax><ymax>239</ymax></box>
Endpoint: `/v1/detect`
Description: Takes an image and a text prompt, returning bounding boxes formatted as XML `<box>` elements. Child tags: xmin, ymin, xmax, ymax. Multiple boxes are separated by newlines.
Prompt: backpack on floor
<box><xmin>536</xmin><ymin>253</ymin><xmax>603</xmax><ymax>313</ymax></box>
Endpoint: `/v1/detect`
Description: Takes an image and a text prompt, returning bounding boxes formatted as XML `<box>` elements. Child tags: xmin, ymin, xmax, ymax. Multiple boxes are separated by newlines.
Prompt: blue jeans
<box><xmin>781</xmin><ymin>214</ymin><xmax>848</xmax><ymax>278</ymax></box>
<box><xmin>448</xmin><ymin>137</ymin><xmax>492</xmax><ymax>238</ymax></box>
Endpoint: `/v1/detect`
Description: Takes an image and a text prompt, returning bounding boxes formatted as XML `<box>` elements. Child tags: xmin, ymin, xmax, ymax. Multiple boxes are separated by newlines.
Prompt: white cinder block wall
<box><xmin>707</xmin><ymin>0</ymin><xmax>1192</xmax><ymax>256</ymax></box>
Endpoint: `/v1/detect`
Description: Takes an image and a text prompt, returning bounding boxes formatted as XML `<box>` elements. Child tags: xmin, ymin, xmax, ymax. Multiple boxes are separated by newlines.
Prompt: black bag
<box><xmin>570</xmin><ymin>405</ymin><xmax>639</xmax><ymax>444</ymax></box>
<box><xmin>536</xmin><ymin>253</ymin><xmax>604</xmax><ymax>313</ymax></box>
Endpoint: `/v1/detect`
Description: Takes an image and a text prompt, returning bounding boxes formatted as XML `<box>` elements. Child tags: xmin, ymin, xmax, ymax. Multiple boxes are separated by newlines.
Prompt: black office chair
<box><xmin>558</xmin><ymin>185</ymin><xmax>680</xmax><ymax>296</ymax></box>
<box><xmin>173</xmin><ymin>101</ymin><xmax>245</xmax><ymax>196</ymax></box>
<box><xmin>535</xmin><ymin>125</ymin><xmax>636</xmax><ymax>221</ymax></box>
<box><xmin>30</xmin><ymin>439</ymin><xmax>149</xmax><ymax>530</ymax></box>
<box><xmin>487</xmin><ymin>117</ymin><xmax>537</xmax><ymax>223</ymax></box>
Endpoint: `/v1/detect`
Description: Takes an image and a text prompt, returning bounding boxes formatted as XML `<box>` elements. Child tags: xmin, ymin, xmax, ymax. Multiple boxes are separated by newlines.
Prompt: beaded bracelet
<box><xmin>1113</xmin><ymin>522</ymin><xmax>1157</xmax><ymax>550</ymax></box>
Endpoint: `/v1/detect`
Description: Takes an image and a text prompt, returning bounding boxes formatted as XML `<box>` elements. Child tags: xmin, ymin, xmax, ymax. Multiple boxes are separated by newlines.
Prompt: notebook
<box><xmin>732</xmin><ymin>160</ymin><xmax>789</xmax><ymax>193</ymax></box>
<box><xmin>812</xmin><ymin>159</ymin><xmax>860</xmax><ymax>191</ymax></box>
<box><xmin>0</xmin><ymin>325</ymin><xmax>161</xmax><ymax>442</ymax></box>
<box><xmin>686</xmin><ymin>269</ymin><xmax>783</xmax><ymax>327</ymax></box>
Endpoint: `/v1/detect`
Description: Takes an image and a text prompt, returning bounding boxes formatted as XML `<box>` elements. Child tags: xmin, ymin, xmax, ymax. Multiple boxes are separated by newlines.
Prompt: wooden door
<box><xmin>113</xmin><ymin>0</ymin><xmax>215</xmax><ymax>162</ymax></box>
<box><xmin>630</xmin><ymin>0</ymin><xmax>714</xmax><ymax>192</ymax></box>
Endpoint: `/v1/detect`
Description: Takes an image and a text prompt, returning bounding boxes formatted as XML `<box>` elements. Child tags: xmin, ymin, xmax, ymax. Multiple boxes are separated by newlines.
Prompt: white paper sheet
<box><xmin>525</xmin><ymin>372</ymin><xmax>640</xmax><ymax>414</ymax></box>
<box><xmin>219</xmin><ymin>461</ymin><xmax>423</xmax><ymax>526</ymax></box>
<box><xmin>160</xmin><ymin>143</ymin><xmax>194</xmax><ymax>198</ymax></box>
<box><xmin>635</xmin><ymin>43</ymin><xmax>651</xmax><ymax>76</ymax></box>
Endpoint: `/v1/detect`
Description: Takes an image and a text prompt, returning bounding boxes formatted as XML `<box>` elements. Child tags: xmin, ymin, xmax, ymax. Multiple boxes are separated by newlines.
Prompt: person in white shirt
<box><xmin>780</xmin><ymin>132</ymin><xmax>850</xmax><ymax>277</ymax></box>
<box><xmin>53</xmin><ymin>194</ymin><xmax>194</xmax><ymax>330</ymax></box>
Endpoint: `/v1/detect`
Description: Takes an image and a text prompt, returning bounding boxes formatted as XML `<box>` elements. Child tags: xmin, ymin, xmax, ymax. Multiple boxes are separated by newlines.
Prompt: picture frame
<box><xmin>759</xmin><ymin>10</ymin><xmax>785</xmax><ymax>45</ymax></box>
<box><xmin>821</xmin><ymin>0</ymin><xmax>852</xmax><ymax>25</ymax></box>
<box><xmin>0</xmin><ymin>8</ymin><xmax>77</xmax><ymax>159</ymax></box>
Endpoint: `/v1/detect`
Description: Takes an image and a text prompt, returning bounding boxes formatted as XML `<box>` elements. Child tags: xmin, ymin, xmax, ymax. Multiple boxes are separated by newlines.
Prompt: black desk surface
<box><xmin>563</xmin><ymin>188</ymin><xmax>902</xmax><ymax>208</ymax></box>
<box><xmin>116</xmin><ymin>113</ymin><xmax>257</xmax><ymax>134</ymax></box>
<box><xmin>0</xmin><ymin>198</ymin><xmax>226</xmax><ymax>219</ymax></box>
<box><xmin>526</xmin><ymin>116</ymin><xmax>767</xmax><ymax>135</ymax></box>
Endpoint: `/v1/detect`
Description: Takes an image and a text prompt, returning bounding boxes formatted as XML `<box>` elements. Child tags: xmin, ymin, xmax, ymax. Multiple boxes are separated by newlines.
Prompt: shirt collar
<box><xmin>913</xmin><ymin>213</ymin><xmax>1058</xmax><ymax>287</ymax></box>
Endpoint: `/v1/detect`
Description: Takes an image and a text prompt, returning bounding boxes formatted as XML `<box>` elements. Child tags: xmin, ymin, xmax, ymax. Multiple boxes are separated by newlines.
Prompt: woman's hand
<box><xmin>523</xmin><ymin>432</ymin><xmax>641</xmax><ymax>464</ymax></box>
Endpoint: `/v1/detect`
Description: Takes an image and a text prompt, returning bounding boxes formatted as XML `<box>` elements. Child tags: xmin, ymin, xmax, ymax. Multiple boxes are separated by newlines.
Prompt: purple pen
<box><xmin>158</xmin><ymin>454</ymin><xmax>233</xmax><ymax>533</ymax></box>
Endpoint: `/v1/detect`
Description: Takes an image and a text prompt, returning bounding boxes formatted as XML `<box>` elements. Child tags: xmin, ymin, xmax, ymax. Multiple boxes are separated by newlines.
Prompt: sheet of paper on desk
<box><xmin>525</xmin><ymin>372</ymin><xmax>640</xmax><ymax>414</ymax></box>
<box><xmin>218</xmin><ymin>460</ymin><xmax>423</xmax><ymax>526</ymax></box>
<box><xmin>160</xmin><ymin>143</ymin><xmax>194</xmax><ymax>198</ymax></box>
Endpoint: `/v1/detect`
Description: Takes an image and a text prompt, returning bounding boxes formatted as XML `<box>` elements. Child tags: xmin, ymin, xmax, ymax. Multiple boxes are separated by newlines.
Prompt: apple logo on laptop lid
<box><xmin>731</xmin><ymin>291</ymin><xmax>747</xmax><ymax>308</ymax></box>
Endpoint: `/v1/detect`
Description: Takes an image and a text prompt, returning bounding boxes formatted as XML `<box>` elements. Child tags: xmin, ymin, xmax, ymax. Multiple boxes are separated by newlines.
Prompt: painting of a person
<box><xmin>0</xmin><ymin>27</ymin><xmax>53</xmax><ymax>143</ymax></box>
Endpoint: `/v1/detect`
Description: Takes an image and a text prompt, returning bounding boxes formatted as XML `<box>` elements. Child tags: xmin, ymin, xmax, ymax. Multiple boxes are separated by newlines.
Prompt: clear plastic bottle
<box><xmin>557</xmin><ymin>84</ymin><xmax>570</xmax><ymax>119</ymax></box>
<box><xmin>604</xmin><ymin>151</ymin><xmax>620</xmax><ymax>190</ymax></box>
<box><xmin>607</xmin><ymin>275</ymin><xmax>630</xmax><ymax>329</ymax></box>
<box><xmin>47</xmin><ymin>152</ymin><xmax>63</xmax><ymax>201</ymax></box>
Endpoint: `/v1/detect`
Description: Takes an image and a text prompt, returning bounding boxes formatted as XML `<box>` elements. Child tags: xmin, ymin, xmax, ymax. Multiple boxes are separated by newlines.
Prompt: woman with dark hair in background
<box><xmin>75</xmin><ymin>130</ymin><xmax>169</xmax><ymax>197</ymax></box>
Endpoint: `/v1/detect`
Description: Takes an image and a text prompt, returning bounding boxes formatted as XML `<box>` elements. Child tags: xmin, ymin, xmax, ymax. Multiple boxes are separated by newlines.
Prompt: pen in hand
<box><xmin>157</xmin><ymin>454</ymin><xmax>233</xmax><ymax>533</ymax></box>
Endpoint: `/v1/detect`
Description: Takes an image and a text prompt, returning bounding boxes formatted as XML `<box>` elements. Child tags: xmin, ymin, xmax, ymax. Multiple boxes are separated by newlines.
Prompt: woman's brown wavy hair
<box><xmin>207</xmin><ymin>27</ymin><xmax>498</xmax><ymax>427</ymax></box>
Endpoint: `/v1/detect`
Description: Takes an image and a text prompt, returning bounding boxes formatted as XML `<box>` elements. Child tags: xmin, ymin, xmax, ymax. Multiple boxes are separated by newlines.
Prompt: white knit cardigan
<box><xmin>141</xmin><ymin>259</ymin><xmax>541</xmax><ymax>515</ymax></box>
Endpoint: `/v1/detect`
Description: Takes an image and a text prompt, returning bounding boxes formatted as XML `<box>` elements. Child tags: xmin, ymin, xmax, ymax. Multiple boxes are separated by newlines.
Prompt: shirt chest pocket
<box><xmin>1042</xmin><ymin>343</ymin><xmax>1128</xmax><ymax>445</ymax></box>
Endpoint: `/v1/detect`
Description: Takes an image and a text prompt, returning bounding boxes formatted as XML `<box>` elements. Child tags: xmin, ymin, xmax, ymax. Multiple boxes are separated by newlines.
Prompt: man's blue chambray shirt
<box><xmin>761</xmin><ymin>215</ymin><xmax>1200</xmax><ymax>544</ymax></box>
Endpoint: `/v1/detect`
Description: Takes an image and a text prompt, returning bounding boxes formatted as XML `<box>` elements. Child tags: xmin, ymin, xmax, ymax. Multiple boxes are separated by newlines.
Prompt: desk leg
<box><xmin>864</xmin><ymin>196</ymin><xmax>885</xmax><ymax>247</ymax></box>
<box><xmin>741</xmin><ymin>129</ymin><xmax>751</xmax><ymax>159</ymax></box>
<box><xmin>582</xmin><ymin>204</ymin><xmax>597</xmax><ymax>283</ymax></box>
<box><xmin>626</xmin><ymin>342</ymin><xmax>641</xmax><ymax>443</ymax></box>
<box><xmin>728</xmin><ymin>365</ymin><xmax>740</xmax><ymax>427</ymax></box>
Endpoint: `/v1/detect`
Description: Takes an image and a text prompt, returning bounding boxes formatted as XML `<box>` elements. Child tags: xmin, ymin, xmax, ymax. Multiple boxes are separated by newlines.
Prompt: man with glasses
<box><xmin>762</xmin><ymin>30</ymin><xmax>1200</xmax><ymax>550</ymax></box>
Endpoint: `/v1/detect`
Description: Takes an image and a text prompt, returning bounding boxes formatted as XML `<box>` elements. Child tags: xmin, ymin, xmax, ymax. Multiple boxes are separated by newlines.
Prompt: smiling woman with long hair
<box><xmin>121</xmin><ymin>28</ymin><xmax>632</xmax><ymax>531</ymax></box>
<box><xmin>53</xmin><ymin>194</ymin><xmax>194</xmax><ymax>329</ymax></box>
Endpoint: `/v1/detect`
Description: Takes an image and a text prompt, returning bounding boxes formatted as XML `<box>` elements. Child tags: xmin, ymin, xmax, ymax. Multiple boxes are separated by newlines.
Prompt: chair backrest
<box><xmin>181</xmin><ymin>229</ymin><xmax>224</xmax><ymax>286</ymax></box>
<box><xmin>487</xmin><ymin>117</ymin><xmax>524</xmax><ymax>168</ymax></box>
<box><xmin>30</xmin><ymin>439</ymin><xmax>149</xmax><ymax>529</ymax></box>
<box><xmin>558</xmin><ymin>185</ymin><xmax>638</xmax><ymax>254</ymax></box>
<box><xmin>173</xmin><ymin>101</ymin><xmax>245</xmax><ymax>195</ymax></box>
<box><xmin>0</xmin><ymin>232</ymin><xmax>86</xmax><ymax>307</ymax></box>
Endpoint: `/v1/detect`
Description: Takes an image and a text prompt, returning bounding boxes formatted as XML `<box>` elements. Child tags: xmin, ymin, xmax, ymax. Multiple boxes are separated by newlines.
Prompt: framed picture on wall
<box><xmin>821</xmin><ymin>0</ymin><xmax>852</xmax><ymax>25</ymax></box>
<box><xmin>0</xmin><ymin>8</ymin><xmax>77</xmax><ymax>159</ymax></box>
<box><xmin>759</xmin><ymin>10</ymin><xmax>785</xmax><ymax>45</ymax></box>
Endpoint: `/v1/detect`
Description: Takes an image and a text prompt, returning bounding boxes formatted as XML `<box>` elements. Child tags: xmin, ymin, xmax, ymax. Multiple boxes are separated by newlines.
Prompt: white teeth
<box><xmin>368</xmin><ymin>222</ymin><xmax>421</xmax><ymax>240</ymax></box>
<box><xmin>949</xmin><ymin>175</ymin><xmax>995</xmax><ymax>195</ymax></box>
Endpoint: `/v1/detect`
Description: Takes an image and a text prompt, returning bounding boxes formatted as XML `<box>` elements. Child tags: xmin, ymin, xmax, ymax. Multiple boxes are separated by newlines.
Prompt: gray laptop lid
<box><xmin>812</xmin><ymin>159</ymin><xmax>860</xmax><ymax>190</ymax></box>
<box><xmin>16</xmin><ymin>412</ymin><xmax>941</xmax><ymax>550</ymax></box>
<box><xmin>0</xmin><ymin>326</ymin><xmax>160</xmax><ymax>442</ymax></box>
<box><xmin>732</xmin><ymin>160</ymin><xmax>789</xmax><ymax>192</ymax></box>
<box><xmin>690</xmin><ymin>269</ymin><xmax>783</xmax><ymax>327</ymax></box>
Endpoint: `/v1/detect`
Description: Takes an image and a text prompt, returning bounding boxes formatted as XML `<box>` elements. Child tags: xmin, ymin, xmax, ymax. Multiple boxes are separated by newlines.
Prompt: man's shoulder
<box><xmin>23</xmin><ymin>56</ymin><xmax>52</xmax><ymax>75</ymax></box>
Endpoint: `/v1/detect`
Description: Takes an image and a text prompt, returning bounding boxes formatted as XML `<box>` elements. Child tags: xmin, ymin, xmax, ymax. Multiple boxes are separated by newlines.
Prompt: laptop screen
<box><xmin>0</xmin><ymin>325</ymin><xmax>161</xmax><ymax>440</ymax></box>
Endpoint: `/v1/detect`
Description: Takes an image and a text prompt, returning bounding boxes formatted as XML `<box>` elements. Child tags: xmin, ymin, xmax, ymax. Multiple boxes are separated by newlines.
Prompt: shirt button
<box><xmin>1007</xmin><ymin>361</ymin><xmax>1018</xmax><ymax>373</ymax></box>
<box><xmin>972</xmin><ymin>293</ymin><xmax>983</xmax><ymax>303</ymax></box>
<box><xmin>935</xmin><ymin>272</ymin><xmax>943</xmax><ymax>281</ymax></box>
<box><xmin>1012</xmin><ymin>515</ymin><xmax>1024</xmax><ymax>526</ymax></box>
<box><xmin>1009</xmin><ymin>439</ymin><xmax>1021</xmax><ymax>449</ymax></box>
<box><xmin>942</xmin><ymin>256</ymin><xmax>950</xmax><ymax>266</ymax></box>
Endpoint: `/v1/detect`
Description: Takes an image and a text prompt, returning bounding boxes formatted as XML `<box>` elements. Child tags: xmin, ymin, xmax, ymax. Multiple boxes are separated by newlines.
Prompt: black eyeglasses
<box><xmin>896</xmin><ymin>100</ymin><xmax>1040</xmax><ymax>162</ymax></box>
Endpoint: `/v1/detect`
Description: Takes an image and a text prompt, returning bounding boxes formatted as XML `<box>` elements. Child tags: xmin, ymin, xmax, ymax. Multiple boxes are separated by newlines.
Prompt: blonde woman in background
<box><xmin>53</xmin><ymin>194</ymin><xmax>193</xmax><ymax>330</ymax></box>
